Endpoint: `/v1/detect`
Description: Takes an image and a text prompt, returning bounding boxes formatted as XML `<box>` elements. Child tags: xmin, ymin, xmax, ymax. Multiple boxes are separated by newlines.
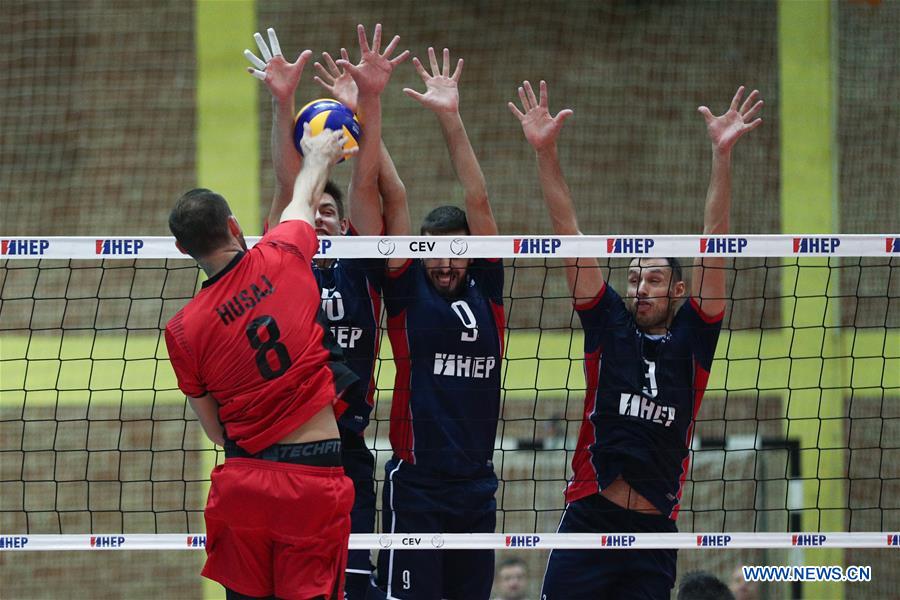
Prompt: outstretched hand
<box><xmin>337</xmin><ymin>24</ymin><xmax>409</xmax><ymax>97</ymax></box>
<box><xmin>313</xmin><ymin>48</ymin><xmax>358</xmax><ymax>112</ymax></box>
<box><xmin>403</xmin><ymin>47</ymin><xmax>464</xmax><ymax>114</ymax></box>
<box><xmin>508</xmin><ymin>80</ymin><xmax>573</xmax><ymax>151</ymax></box>
<box><xmin>698</xmin><ymin>86</ymin><xmax>763</xmax><ymax>153</ymax></box>
<box><xmin>244</xmin><ymin>28</ymin><xmax>312</xmax><ymax>102</ymax></box>
<box><xmin>300</xmin><ymin>123</ymin><xmax>355</xmax><ymax>166</ymax></box>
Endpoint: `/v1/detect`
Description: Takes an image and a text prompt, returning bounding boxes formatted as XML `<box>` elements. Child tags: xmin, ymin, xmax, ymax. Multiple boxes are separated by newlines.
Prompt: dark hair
<box><xmin>497</xmin><ymin>557</ymin><xmax>527</xmax><ymax>572</ymax></box>
<box><xmin>420</xmin><ymin>205</ymin><xmax>469</xmax><ymax>235</ymax></box>
<box><xmin>323</xmin><ymin>180</ymin><xmax>344</xmax><ymax>219</ymax></box>
<box><xmin>168</xmin><ymin>188</ymin><xmax>233</xmax><ymax>258</ymax></box>
<box><xmin>666</xmin><ymin>257</ymin><xmax>684</xmax><ymax>283</ymax></box>
<box><xmin>676</xmin><ymin>571</ymin><xmax>734</xmax><ymax>600</ymax></box>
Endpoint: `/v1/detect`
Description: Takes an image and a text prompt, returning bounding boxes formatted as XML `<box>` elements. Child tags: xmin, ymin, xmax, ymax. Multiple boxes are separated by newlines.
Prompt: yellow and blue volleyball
<box><xmin>293</xmin><ymin>98</ymin><xmax>361</xmax><ymax>162</ymax></box>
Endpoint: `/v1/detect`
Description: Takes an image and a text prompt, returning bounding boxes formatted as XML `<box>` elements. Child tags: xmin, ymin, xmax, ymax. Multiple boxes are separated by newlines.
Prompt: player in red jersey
<box><xmin>165</xmin><ymin>125</ymin><xmax>356</xmax><ymax>600</ymax></box>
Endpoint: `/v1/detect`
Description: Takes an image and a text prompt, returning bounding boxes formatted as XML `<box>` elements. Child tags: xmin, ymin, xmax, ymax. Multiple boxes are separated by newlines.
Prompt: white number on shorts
<box><xmin>451</xmin><ymin>300</ymin><xmax>478</xmax><ymax>342</ymax></box>
<box><xmin>402</xmin><ymin>569</ymin><xmax>411</xmax><ymax>590</ymax></box>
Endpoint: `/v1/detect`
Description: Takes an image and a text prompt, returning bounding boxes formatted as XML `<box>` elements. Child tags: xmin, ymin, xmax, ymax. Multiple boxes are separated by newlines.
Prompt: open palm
<box><xmin>404</xmin><ymin>47</ymin><xmax>463</xmax><ymax>113</ymax></box>
<box><xmin>314</xmin><ymin>49</ymin><xmax>358</xmax><ymax>111</ymax></box>
<box><xmin>699</xmin><ymin>86</ymin><xmax>763</xmax><ymax>153</ymax></box>
<box><xmin>509</xmin><ymin>80</ymin><xmax>573</xmax><ymax>151</ymax></box>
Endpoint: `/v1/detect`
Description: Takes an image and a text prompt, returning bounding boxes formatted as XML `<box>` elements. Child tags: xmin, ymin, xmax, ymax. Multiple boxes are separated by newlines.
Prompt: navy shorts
<box><xmin>340</xmin><ymin>427</ymin><xmax>377</xmax><ymax>579</ymax></box>
<box><xmin>541</xmin><ymin>493</ymin><xmax>677</xmax><ymax>600</ymax></box>
<box><xmin>375</xmin><ymin>458</ymin><xmax>497</xmax><ymax>600</ymax></box>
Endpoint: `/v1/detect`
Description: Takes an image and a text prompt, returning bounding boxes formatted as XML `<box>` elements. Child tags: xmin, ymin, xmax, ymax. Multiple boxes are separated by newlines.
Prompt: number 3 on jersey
<box><xmin>245</xmin><ymin>315</ymin><xmax>291</xmax><ymax>380</ymax></box>
<box><xmin>451</xmin><ymin>300</ymin><xmax>478</xmax><ymax>342</ymax></box>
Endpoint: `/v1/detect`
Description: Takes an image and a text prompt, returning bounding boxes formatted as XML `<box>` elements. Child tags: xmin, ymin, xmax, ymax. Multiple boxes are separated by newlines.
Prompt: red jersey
<box><xmin>165</xmin><ymin>220</ymin><xmax>357</xmax><ymax>454</ymax></box>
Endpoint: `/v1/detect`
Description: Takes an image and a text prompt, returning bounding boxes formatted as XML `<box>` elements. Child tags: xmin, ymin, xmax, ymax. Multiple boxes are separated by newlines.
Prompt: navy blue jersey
<box><xmin>567</xmin><ymin>283</ymin><xmax>723</xmax><ymax>519</ymax></box>
<box><xmin>384</xmin><ymin>258</ymin><xmax>504</xmax><ymax>478</ymax></box>
<box><xmin>313</xmin><ymin>252</ymin><xmax>384</xmax><ymax>433</ymax></box>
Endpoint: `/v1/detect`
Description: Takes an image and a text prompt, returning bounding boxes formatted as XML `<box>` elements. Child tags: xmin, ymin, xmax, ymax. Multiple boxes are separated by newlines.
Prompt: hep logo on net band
<box><xmin>792</xmin><ymin>534</ymin><xmax>827</xmax><ymax>546</ymax></box>
<box><xmin>601</xmin><ymin>535</ymin><xmax>636</xmax><ymax>547</ymax></box>
<box><xmin>700</xmin><ymin>237</ymin><xmax>748</xmax><ymax>254</ymax></box>
<box><xmin>90</xmin><ymin>535</ymin><xmax>126</xmax><ymax>548</ymax></box>
<box><xmin>95</xmin><ymin>239</ymin><xmax>144</xmax><ymax>255</ymax></box>
<box><xmin>505</xmin><ymin>535</ymin><xmax>540</xmax><ymax>547</ymax></box>
<box><xmin>1</xmin><ymin>239</ymin><xmax>50</xmax><ymax>256</ymax></box>
<box><xmin>607</xmin><ymin>238</ymin><xmax>654</xmax><ymax>254</ymax></box>
<box><xmin>513</xmin><ymin>238</ymin><xmax>561</xmax><ymax>254</ymax></box>
<box><xmin>187</xmin><ymin>535</ymin><xmax>206</xmax><ymax>548</ymax></box>
<box><xmin>792</xmin><ymin>237</ymin><xmax>839</xmax><ymax>254</ymax></box>
<box><xmin>888</xmin><ymin>534</ymin><xmax>900</xmax><ymax>546</ymax></box>
<box><xmin>318</xmin><ymin>238</ymin><xmax>332</xmax><ymax>255</ymax></box>
<box><xmin>697</xmin><ymin>535</ymin><xmax>731</xmax><ymax>547</ymax></box>
<box><xmin>0</xmin><ymin>536</ymin><xmax>28</xmax><ymax>549</ymax></box>
<box><xmin>887</xmin><ymin>238</ymin><xmax>899</xmax><ymax>253</ymax></box>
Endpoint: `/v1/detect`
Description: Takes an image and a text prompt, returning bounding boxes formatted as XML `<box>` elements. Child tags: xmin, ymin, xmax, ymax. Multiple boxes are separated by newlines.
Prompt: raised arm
<box><xmin>378</xmin><ymin>141</ymin><xmax>410</xmax><ymax>236</ymax></box>
<box><xmin>509</xmin><ymin>80</ymin><xmax>604</xmax><ymax>303</ymax></box>
<box><xmin>404</xmin><ymin>48</ymin><xmax>497</xmax><ymax>235</ymax></box>
<box><xmin>244</xmin><ymin>28</ymin><xmax>313</xmax><ymax>227</ymax></box>
<box><xmin>281</xmin><ymin>125</ymin><xmax>352</xmax><ymax>224</ymax></box>
<box><xmin>333</xmin><ymin>24</ymin><xmax>408</xmax><ymax>235</ymax></box>
<box><xmin>694</xmin><ymin>86</ymin><xmax>763</xmax><ymax>316</ymax></box>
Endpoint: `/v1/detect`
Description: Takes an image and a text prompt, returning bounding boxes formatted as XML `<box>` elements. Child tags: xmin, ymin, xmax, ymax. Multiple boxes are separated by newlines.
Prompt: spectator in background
<box><xmin>676</xmin><ymin>571</ymin><xmax>735</xmax><ymax>600</ymax></box>
<box><xmin>494</xmin><ymin>557</ymin><xmax>528</xmax><ymax>600</ymax></box>
<box><xmin>730</xmin><ymin>565</ymin><xmax>760</xmax><ymax>600</ymax></box>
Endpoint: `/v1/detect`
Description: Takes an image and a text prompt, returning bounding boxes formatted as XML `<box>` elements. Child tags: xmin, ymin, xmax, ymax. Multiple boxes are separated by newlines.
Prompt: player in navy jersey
<box><xmin>246</xmin><ymin>25</ymin><xmax>410</xmax><ymax>599</ymax></box>
<box><xmin>509</xmin><ymin>80</ymin><xmax>763</xmax><ymax>599</ymax></box>
<box><xmin>165</xmin><ymin>127</ymin><xmax>356</xmax><ymax>599</ymax></box>
<box><xmin>375</xmin><ymin>47</ymin><xmax>504</xmax><ymax>600</ymax></box>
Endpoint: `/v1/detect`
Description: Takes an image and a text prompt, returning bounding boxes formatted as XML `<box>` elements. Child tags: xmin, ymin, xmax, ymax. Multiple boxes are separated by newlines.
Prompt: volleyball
<box><xmin>293</xmin><ymin>98</ymin><xmax>361</xmax><ymax>162</ymax></box>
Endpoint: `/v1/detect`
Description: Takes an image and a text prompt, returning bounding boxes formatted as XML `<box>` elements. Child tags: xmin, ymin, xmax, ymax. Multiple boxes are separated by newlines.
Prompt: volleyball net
<box><xmin>2</xmin><ymin>233</ymin><xmax>897</xmax><ymax>551</ymax></box>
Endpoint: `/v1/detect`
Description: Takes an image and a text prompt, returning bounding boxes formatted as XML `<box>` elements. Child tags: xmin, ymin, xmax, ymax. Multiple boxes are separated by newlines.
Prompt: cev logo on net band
<box><xmin>377</xmin><ymin>239</ymin><xmax>396</xmax><ymax>256</ymax></box>
<box><xmin>450</xmin><ymin>238</ymin><xmax>468</xmax><ymax>255</ymax></box>
<box><xmin>1</xmin><ymin>239</ymin><xmax>49</xmax><ymax>255</ymax></box>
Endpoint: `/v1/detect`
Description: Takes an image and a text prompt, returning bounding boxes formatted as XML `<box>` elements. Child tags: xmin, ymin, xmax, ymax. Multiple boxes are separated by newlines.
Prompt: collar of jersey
<box><xmin>202</xmin><ymin>251</ymin><xmax>245</xmax><ymax>289</ymax></box>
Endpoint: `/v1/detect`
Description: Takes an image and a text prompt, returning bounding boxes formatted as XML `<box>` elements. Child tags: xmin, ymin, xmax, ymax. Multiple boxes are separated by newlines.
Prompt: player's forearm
<box><xmin>270</xmin><ymin>97</ymin><xmax>301</xmax><ymax>225</ymax></box>
<box><xmin>693</xmin><ymin>148</ymin><xmax>731</xmax><ymax>308</ymax></box>
<box><xmin>535</xmin><ymin>145</ymin><xmax>581</xmax><ymax>236</ymax></box>
<box><xmin>435</xmin><ymin>111</ymin><xmax>496</xmax><ymax>234</ymax></box>
<box><xmin>282</xmin><ymin>155</ymin><xmax>330</xmax><ymax>224</ymax></box>
<box><xmin>703</xmin><ymin>149</ymin><xmax>732</xmax><ymax>236</ymax></box>
<box><xmin>188</xmin><ymin>395</ymin><xmax>225</xmax><ymax>447</ymax></box>
<box><xmin>379</xmin><ymin>140</ymin><xmax>411</xmax><ymax>236</ymax></box>
<box><xmin>348</xmin><ymin>94</ymin><xmax>384</xmax><ymax>234</ymax></box>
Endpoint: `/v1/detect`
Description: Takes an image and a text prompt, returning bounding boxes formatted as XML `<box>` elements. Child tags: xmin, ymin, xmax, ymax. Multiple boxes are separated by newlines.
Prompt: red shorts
<box><xmin>202</xmin><ymin>458</ymin><xmax>354</xmax><ymax>599</ymax></box>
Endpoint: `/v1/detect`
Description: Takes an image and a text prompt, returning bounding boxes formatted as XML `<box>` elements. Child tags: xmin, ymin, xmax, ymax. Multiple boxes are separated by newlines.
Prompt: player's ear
<box><xmin>340</xmin><ymin>217</ymin><xmax>349</xmax><ymax>235</ymax></box>
<box><xmin>226</xmin><ymin>215</ymin><xmax>243</xmax><ymax>238</ymax></box>
<box><xmin>672</xmin><ymin>278</ymin><xmax>686</xmax><ymax>299</ymax></box>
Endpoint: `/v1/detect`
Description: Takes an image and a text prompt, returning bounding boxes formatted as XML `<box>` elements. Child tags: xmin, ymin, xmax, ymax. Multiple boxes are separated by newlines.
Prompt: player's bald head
<box><xmin>169</xmin><ymin>188</ymin><xmax>234</xmax><ymax>258</ymax></box>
